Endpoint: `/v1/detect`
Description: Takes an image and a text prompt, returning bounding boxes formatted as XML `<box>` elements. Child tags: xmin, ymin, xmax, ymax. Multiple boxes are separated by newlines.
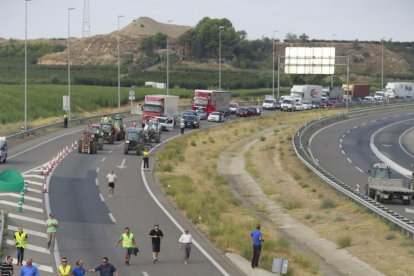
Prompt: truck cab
<box><xmin>0</xmin><ymin>137</ymin><xmax>7</xmax><ymax>163</ymax></box>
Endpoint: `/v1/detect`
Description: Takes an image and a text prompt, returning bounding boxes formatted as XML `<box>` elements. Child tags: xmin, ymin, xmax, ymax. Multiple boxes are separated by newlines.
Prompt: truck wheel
<box><xmin>98</xmin><ymin>140</ymin><xmax>104</xmax><ymax>150</ymax></box>
<box><xmin>124</xmin><ymin>144</ymin><xmax>129</xmax><ymax>154</ymax></box>
<box><xmin>90</xmin><ymin>141</ymin><xmax>97</xmax><ymax>154</ymax></box>
<box><xmin>109</xmin><ymin>137</ymin><xmax>114</xmax><ymax>144</ymax></box>
<box><xmin>78</xmin><ymin>140</ymin><xmax>83</xmax><ymax>153</ymax></box>
<box><xmin>375</xmin><ymin>194</ymin><xmax>383</xmax><ymax>203</ymax></box>
<box><xmin>403</xmin><ymin>199</ymin><xmax>411</xmax><ymax>205</ymax></box>
<box><xmin>3</xmin><ymin>154</ymin><xmax>6</xmax><ymax>163</ymax></box>
<box><xmin>136</xmin><ymin>147</ymin><xmax>142</xmax><ymax>155</ymax></box>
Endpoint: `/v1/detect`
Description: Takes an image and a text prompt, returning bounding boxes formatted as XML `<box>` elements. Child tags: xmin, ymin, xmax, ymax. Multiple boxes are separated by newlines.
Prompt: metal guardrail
<box><xmin>293</xmin><ymin>103</ymin><xmax>414</xmax><ymax>237</ymax></box>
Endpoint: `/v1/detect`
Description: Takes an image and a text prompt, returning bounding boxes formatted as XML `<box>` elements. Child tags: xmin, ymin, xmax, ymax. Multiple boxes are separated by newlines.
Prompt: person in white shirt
<box><xmin>105</xmin><ymin>170</ymin><xmax>117</xmax><ymax>199</ymax></box>
<box><xmin>178</xmin><ymin>229</ymin><xmax>192</xmax><ymax>264</ymax></box>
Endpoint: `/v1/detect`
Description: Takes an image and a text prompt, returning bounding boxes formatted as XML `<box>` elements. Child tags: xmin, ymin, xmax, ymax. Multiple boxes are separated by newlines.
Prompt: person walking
<box><xmin>63</xmin><ymin>112</ymin><xmax>68</xmax><ymax>128</ymax></box>
<box><xmin>58</xmin><ymin>257</ymin><xmax>72</xmax><ymax>276</ymax></box>
<box><xmin>148</xmin><ymin>224</ymin><xmax>164</xmax><ymax>263</ymax></box>
<box><xmin>20</xmin><ymin>258</ymin><xmax>39</xmax><ymax>276</ymax></box>
<box><xmin>0</xmin><ymin>256</ymin><xmax>14</xmax><ymax>276</ymax></box>
<box><xmin>87</xmin><ymin>257</ymin><xmax>118</xmax><ymax>276</ymax></box>
<box><xmin>178</xmin><ymin>229</ymin><xmax>192</xmax><ymax>264</ymax></box>
<box><xmin>250</xmin><ymin>223</ymin><xmax>264</xmax><ymax>269</ymax></box>
<box><xmin>45</xmin><ymin>212</ymin><xmax>58</xmax><ymax>251</ymax></box>
<box><xmin>14</xmin><ymin>227</ymin><xmax>27</xmax><ymax>266</ymax></box>
<box><xmin>115</xmin><ymin>227</ymin><xmax>136</xmax><ymax>265</ymax></box>
<box><xmin>180</xmin><ymin>117</ymin><xmax>185</xmax><ymax>135</ymax></box>
<box><xmin>143</xmin><ymin>149</ymin><xmax>150</xmax><ymax>171</ymax></box>
<box><xmin>105</xmin><ymin>169</ymin><xmax>117</xmax><ymax>199</ymax></box>
<box><xmin>72</xmin><ymin>260</ymin><xmax>86</xmax><ymax>276</ymax></box>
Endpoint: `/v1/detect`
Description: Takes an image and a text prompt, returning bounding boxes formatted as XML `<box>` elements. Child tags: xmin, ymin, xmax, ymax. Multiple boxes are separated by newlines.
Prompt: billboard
<box><xmin>284</xmin><ymin>47</ymin><xmax>335</xmax><ymax>75</ymax></box>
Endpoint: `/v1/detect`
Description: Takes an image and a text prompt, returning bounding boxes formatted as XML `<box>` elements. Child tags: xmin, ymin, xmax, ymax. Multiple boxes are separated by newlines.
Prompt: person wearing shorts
<box><xmin>148</xmin><ymin>224</ymin><xmax>164</xmax><ymax>263</ymax></box>
<box><xmin>115</xmin><ymin>227</ymin><xmax>135</xmax><ymax>265</ymax></box>
<box><xmin>106</xmin><ymin>170</ymin><xmax>117</xmax><ymax>199</ymax></box>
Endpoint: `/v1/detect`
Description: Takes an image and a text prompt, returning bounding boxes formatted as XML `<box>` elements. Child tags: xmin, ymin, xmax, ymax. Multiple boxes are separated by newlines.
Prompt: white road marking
<box><xmin>381</xmin><ymin>117</ymin><xmax>387</xmax><ymax>120</ymax></box>
<box><xmin>12</xmin><ymin>260</ymin><xmax>54</xmax><ymax>273</ymax></box>
<box><xmin>342</xmin><ymin>134</ymin><xmax>346</xmax><ymax>138</ymax></box>
<box><xmin>8</xmin><ymin>213</ymin><xmax>45</xmax><ymax>224</ymax></box>
<box><xmin>7</xmin><ymin>239</ymin><xmax>50</xmax><ymax>253</ymax></box>
<box><xmin>339</xmin><ymin>138</ymin><xmax>343</xmax><ymax>143</ymax></box>
<box><xmin>0</xmin><ymin>193</ymin><xmax>42</xmax><ymax>203</ymax></box>
<box><xmin>95</xmin><ymin>178</ymin><xmax>99</xmax><ymax>186</ymax></box>
<box><xmin>360</xmin><ymin>122</ymin><xmax>367</xmax><ymax>126</ymax></box>
<box><xmin>24</xmin><ymin>180</ymin><xmax>44</xmax><ymax>186</ymax></box>
<box><xmin>109</xmin><ymin>150</ymin><xmax>113</xmax><ymax>154</ymax></box>
<box><xmin>407</xmin><ymin>113</ymin><xmax>413</xmax><ymax>115</ymax></box>
<box><xmin>117</xmin><ymin>159</ymin><xmax>127</xmax><ymax>169</ymax></box>
<box><xmin>356</xmin><ymin>167</ymin><xmax>364</xmax><ymax>173</ymax></box>
<box><xmin>346</xmin><ymin>130</ymin><xmax>350</xmax><ymax>133</ymax></box>
<box><xmin>27</xmin><ymin>187</ymin><xmax>42</xmax><ymax>194</ymax></box>
<box><xmin>370</xmin><ymin>120</ymin><xmax>376</xmax><ymax>123</ymax></box>
<box><xmin>108</xmin><ymin>213</ymin><xmax>116</xmax><ymax>223</ymax></box>
<box><xmin>341</xmin><ymin>150</ymin><xmax>345</xmax><ymax>155</ymax></box>
<box><xmin>23</xmin><ymin>175</ymin><xmax>45</xmax><ymax>180</ymax></box>
<box><xmin>142</xmin><ymin>272</ymin><xmax>149</xmax><ymax>276</ymax></box>
<box><xmin>353</xmin><ymin>126</ymin><xmax>358</xmax><ymax>129</ymax></box>
<box><xmin>347</xmin><ymin>157</ymin><xmax>352</xmax><ymax>164</ymax></box>
<box><xmin>99</xmin><ymin>193</ymin><xmax>105</xmax><ymax>202</ymax></box>
<box><xmin>101</xmin><ymin>157</ymin><xmax>106</xmax><ymax>162</ymax></box>
<box><xmin>339</xmin><ymin>144</ymin><xmax>342</xmax><ymax>149</ymax></box>
<box><xmin>96</xmin><ymin>167</ymin><xmax>100</xmax><ymax>173</ymax></box>
<box><xmin>8</xmin><ymin>225</ymin><xmax>48</xmax><ymax>238</ymax></box>
<box><xmin>0</xmin><ymin>200</ymin><xmax>44</xmax><ymax>213</ymax></box>
<box><xmin>394</xmin><ymin>114</ymin><xmax>401</xmax><ymax>117</ymax></box>
<box><xmin>405</xmin><ymin>208</ymin><xmax>414</xmax><ymax>214</ymax></box>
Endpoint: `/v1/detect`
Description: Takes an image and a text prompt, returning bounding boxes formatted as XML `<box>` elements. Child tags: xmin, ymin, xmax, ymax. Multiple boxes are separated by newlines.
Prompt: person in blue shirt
<box><xmin>72</xmin><ymin>260</ymin><xmax>86</xmax><ymax>276</ymax></box>
<box><xmin>250</xmin><ymin>224</ymin><xmax>264</xmax><ymax>269</ymax></box>
<box><xmin>20</xmin><ymin>258</ymin><xmax>39</xmax><ymax>276</ymax></box>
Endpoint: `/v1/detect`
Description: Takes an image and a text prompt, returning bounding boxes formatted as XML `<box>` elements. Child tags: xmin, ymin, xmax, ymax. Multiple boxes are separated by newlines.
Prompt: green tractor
<box><xmin>113</xmin><ymin>116</ymin><xmax>125</xmax><ymax>141</ymax></box>
<box><xmin>100</xmin><ymin>122</ymin><xmax>116</xmax><ymax>144</ymax></box>
<box><xmin>144</xmin><ymin>119</ymin><xmax>161</xmax><ymax>143</ymax></box>
<box><xmin>124</xmin><ymin>128</ymin><xmax>145</xmax><ymax>155</ymax></box>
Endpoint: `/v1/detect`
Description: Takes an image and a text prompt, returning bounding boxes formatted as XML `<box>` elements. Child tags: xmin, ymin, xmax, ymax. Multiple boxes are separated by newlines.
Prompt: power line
<box><xmin>82</xmin><ymin>0</ymin><xmax>90</xmax><ymax>37</ymax></box>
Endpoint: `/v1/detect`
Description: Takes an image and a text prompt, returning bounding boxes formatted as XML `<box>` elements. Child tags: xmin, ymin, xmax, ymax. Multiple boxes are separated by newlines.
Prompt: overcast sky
<box><xmin>1</xmin><ymin>0</ymin><xmax>413</xmax><ymax>42</ymax></box>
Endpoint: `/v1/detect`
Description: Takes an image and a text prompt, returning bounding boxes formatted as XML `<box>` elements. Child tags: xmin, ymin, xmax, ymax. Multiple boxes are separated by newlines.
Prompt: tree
<box><xmin>299</xmin><ymin>33</ymin><xmax>309</xmax><ymax>43</ymax></box>
<box><xmin>153</xmin><ymin>32</ymin><xmax>167</xmax><ymax>48</ymax></box>
<box><xmin>352</xmin><ymin>39</ymin><xmax>360</xmax><ymax>49</ymax></box>
<box><xmin>139</xmin><ymin>37</ymin><xmax>154</xmax><ymax>55</ymax></box>
<box><xmin>285</xmin><ymin>33</ymin><xmax>298</xmax><ymax>42</ymax></box>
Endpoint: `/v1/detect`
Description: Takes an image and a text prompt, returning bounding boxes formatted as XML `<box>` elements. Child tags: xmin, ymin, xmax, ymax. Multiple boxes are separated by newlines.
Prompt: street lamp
<box><xmin>272</xmin><ymin>31</ymin><xmax>277</xmax><ymax>98</ymax></box>
<box><xmin>67</xmin><ymin>7</ymin><xmax>75</xmax><ymax>120</ymax></box>
<box><xmin>24</xmin><ymin>0</ymin><xmax>32</xmax><ymax>131</ymax></box>
<box><xmin>117</xmin><ymin>15</ymin><xmax>124</xmax><ymax>112</ymax></box>
<box><xmin>381</xmin><ymin>37</ymin><xmax>386</xmax><ymax>90</ymax></box>
<box><xmin>167</xmin><ymin>20</ymin><xmax>172</xmax><ymax>95</ymax></box>
<box><xmin>331</xmin><ymin>34</ymin><xmax>336</xmax><ymax>87</ymax></box>
<box><xmin>219</xmin><ymin>26</ymin><xmax>224</xmax><ymax>90</ymax></box>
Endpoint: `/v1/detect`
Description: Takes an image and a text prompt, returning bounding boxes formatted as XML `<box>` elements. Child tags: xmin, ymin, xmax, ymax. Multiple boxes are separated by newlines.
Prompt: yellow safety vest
<box><xmin>122</xmin><ymin>232</ymin><xmax>134</xmax><ymax>248</ymax></box>
<box><xmin>15</xmin><ymin>232</ymin><xmax>27</xmax><ymax>248</ymax></box>
<box><xmin>58</xmin><ymin>264</ymin><xmax>72</xmax><ymax>275</ymax></box>
<box><xmin>143</xmin><ymin>151</ymin><xmax>149</xmax><ymax>157</ymax></box>
<box><xmin>64</xmin><ymin>114</ymin><xmax>68</xmax><ymax>119</ymax></box>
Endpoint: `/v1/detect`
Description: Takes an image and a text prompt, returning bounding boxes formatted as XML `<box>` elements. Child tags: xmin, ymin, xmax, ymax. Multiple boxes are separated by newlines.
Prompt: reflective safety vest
<box><xmin>58</xmin><ymin>264</ymin><xmax>72</xmax><ymax>275</ymax></box>
<box><xmin>15</xmin><ymin>232</ymin><xmax>27</xmax><ymax>248</ymax></box>
<box><xmin>122</xmin><ymin>232</ymin><xmax>134</xmax><ymax>248</ymax></box>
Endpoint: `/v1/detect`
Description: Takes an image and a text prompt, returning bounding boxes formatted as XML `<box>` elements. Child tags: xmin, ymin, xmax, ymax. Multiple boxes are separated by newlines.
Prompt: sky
<box><xmin>0</xmin><ymin>0</ymin><xmax>413</xmax><ymax>42</ymax></box>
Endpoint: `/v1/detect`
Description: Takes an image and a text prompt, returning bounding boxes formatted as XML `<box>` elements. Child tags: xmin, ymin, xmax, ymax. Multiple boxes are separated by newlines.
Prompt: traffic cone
<box><xmin>65</xmin><ymin>146</ymin><xmax>69</xmax><ymax>154</ymax></box>
<box><xmin>42</xmin><ymin>182</ymin><xmax>48</xmax><ymax>193</ymax></box>
<box><xmin>47</xmin><ymin>164</ymin><xmax>52</xmax><ymax>173</ymax></box>
<box><xmin>40</xmin><ymin>165</ymin><xmax>45</xmax><ymax>175</ymax></box>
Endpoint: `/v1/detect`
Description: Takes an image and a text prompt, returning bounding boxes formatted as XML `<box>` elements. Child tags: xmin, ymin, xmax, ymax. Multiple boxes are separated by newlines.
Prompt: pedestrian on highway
<box><xmin>178</xmin><ymin>229</ymin><xmax>192</xmax><ymax>264</ymax></box>
<box><xmin>72</xmin><ymin>260</ymin><xmax>86</xmax><ymax>276</ymax></box>
<box><xmin>87</xmin><ymin>257</ymin><xmax>118</xmax><ymax>276</ymax></box>
<box><xmin>180</xmin><ymin>117</ymin><xmax>185</xmax><ymax>135</ymax></box>
<box><xmin>148</xmin><ymin>224</ymin><xmax>164</xmax><ymax>263</ymax></box>
<box><xmin>45</xmin><ymin>212</ymin><xmax>59</xmax><ymax>251</ymax></box>
<box><xmin>250</xmin><ymin>223</ymin><xmax>264</xmax><ymax>269</ymax></box>
<box><xmin>143</xmin><ymin>149</ymin><xmax>150</xmax><ymax>171</ymax></box>
<box><xmin>115</xmin><ymin>227</ymin><xmax>136</xmax><ymax>265</ymax></box>
<box><xmin>20</xmin><ymin>258</ymin><xmax>39</xmax><ymax>276</ymax></box>
<box><xmin>58</xmin><ymin>257</ymin><xmax>72</xmax><ymax>276</ymax></box>
<box><xmin>63</xmin><ymin>112</ymin><xmax>68</xmax><ymax>128</ymax></box>
<box><xmin>105</xmin><ymin>169</ymin><xmax>117</xmax><ymax>199</ymax></box>
<box><xmin>0</xmin><ymin>256</ymin><xmax>14</xmax><ymax>276</ymax></box>
<box><xmin>14</xmin><ymin>227</ymin><xmax>27</xmax><ymax>266</ymax></box>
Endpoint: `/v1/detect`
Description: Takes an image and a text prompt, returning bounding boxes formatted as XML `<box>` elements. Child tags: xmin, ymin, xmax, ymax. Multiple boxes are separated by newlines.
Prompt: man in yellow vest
<box><xmin>115</xmin><ymin>227</ymin><xmax>136</xmax><ymax>265</ymax></box>
<box><xmin>58</xmin><ymin>257</ymin><xmax>72</xmax><ymax>276</ymax></box>
<box><xmin>63</xmin><ymin>112</ymin><xmax>68</xmax><ymax>128</ymax></box>
<box><xmin>143</xmin><ymin>150</ymin><xmax>150</xmax><ymax>171</ymax></box>
<box><xmin>14</xmin><ymin>226</ymin><xmax>27</xmax><ymax>266</ymax></box>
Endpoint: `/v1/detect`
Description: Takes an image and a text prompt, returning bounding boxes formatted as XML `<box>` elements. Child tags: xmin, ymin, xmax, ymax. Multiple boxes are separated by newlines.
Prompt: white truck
<box><xmin>373</xmin><ymin>91</ymin><xmax>385</xmax><ymax>101</ymax></box>
<box><xmin>290</xmin><ymin>85</ymin><xmax>322</xmax><ymax>102</ymax></box>
<box><xmin>262</xmin><ymin>95</ymin><xmax>277</xmax><ymax>110</ymax></box>
<box><xmin>384</xmin><ymin>82</ymin><xmax>414</xmax><ymax>99</ymax></box>
<box><xmin>280</xmin><ymin>96</ymin><xmax>295</xmax><ymax>112</ymax></box>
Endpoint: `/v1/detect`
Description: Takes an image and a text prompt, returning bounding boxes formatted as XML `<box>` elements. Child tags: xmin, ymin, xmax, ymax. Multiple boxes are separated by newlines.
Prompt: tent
<box><xmin>0</xmin><ymin>169</ymin><xmax>24</xmax><ymax>192</ymax></box>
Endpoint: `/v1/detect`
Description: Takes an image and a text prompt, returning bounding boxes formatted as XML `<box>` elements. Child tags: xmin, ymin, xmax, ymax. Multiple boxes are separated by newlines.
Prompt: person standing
<box><xmin>105</xmin><ymin>170</ymin><xmax>117</xmax><ymax>199</ymax></box>
<box><xmin>63</xmin><ymin>112</ymin><xmax>68</xmax><ymax>128</ymax></box>
<box><xmin>178</xmin><ymin>229</ymin><xmax>192</xmax><ymax>264</ymax></box>
<box><xmin>0</xmin><ymin>256</ymin><xmax>14</xmax><ymax>276</ymax></box>
<box><xmin>20</xmin><ymin>258</ymin><xmax>39</xmax><ymax>276</ymax></box>
<box><xmin>250</xmin><ymin>223</ymin><xmax>264</xmax><ymax>269</ymax></box>
<box><xmin>14</xmin><ymin>227</ymin><xmax>27</xmax><ymax>266</ymax></box>
<box><xmin>72</xmin><ymin>260</ymin><xmax>86</xmax><ymax>276</ymax></box>
<box><xmin>58</xmin><ymin>257</ymin><xmax>72</xmax><ymax>276</ymax></box>
<box><xmin>115</xmin><ymin>227</ymin><xmax>136</xmax><ymax>265</ymax></box>
<box><xmin>87</xmin><ymin>257</ymin><xmax>118</xmax><ymax>276</ymax></box>
<box><xmin>143</xmin><ymin>150</ymin><xmax>150</xmax><ymax>171</ymax></box>
<box><xmin>148</xmin><ymin>224</ymin><xmax>164</xmax><ymax>263</ymax></box>
<box><xmin>180</xmin><ymin>117</ymin><xmax>185</xmax><ymax>135</ymax></box>
<box><xmin>45</xmin><ymin>212</ymin><xmax>58</xmax><ymax>251</ymax></box>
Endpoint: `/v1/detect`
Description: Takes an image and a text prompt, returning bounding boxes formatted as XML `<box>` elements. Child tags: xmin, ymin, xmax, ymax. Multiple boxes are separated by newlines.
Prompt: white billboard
<box><xmin>284</xmin><ymin>47</ymin><xmax>335</xmax><ymax>75</ymax></box>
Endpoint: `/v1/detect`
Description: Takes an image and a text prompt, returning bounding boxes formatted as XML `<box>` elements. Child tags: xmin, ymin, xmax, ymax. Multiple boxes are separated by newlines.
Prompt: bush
<box><xmin>320</xmin><ymin>198</ymin><xmax>337</xmax><ymax>209</ymax></box>
<box><xmin>336</xmin><ymin>236</ymin><xmax>352</xmax><ymax>248</ymax></box>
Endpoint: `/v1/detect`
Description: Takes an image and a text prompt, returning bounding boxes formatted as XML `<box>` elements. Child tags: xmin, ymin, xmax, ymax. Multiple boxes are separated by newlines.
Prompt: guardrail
<box><xmin>293</xmin><ymin>103</ymin><xmax>414</xmax><ymax>237</ymax></box>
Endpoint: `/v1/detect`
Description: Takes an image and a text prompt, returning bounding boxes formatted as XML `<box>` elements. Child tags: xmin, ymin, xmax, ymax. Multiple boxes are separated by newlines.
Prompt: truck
<box><xmin>384</xmin><ymin>82</ymin><xmax>414</xmax><ymax>99</ymax></box>
<box><xmin>262</xmin><ymin>95</ymin><xmax>277</xmax><ymax>110</ymax></box>
<box><xmin>141</xmin><ymin>95</ymin><xmax>179</xmax><ymax>127</ymax></box>
<box><xmin>290</xmin><ymin>85</ymin><xmax>322</xmax><ymax>102</ymax></box>
<box><xmin>321</xmin><ymin>86</ymin><xmax>344</xmax><ymax>100</ymax></box>
<box><xmin>192</xmin><ymin>90</ymin><xmax>230</xmax><ymax>115</ymax></box>
<box><xmin>373</xmin><ymin>91</ymin><xmax>385</xmax><ymax>101</ymax></box>
<box><xmin>365</xmin><ymin>162</ymin><xmax>414</xmax><ymax>205</ymax></box>
<box><xmin>342</xmin><ymin>84</ymin><xmax>370</xmax><ymax>99</ymax></box>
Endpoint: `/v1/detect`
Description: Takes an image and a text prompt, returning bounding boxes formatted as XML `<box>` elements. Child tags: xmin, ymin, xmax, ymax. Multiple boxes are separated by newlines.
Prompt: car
<box><xmin>195</xmin><ymin>109</ymin><xmax>207</xmax><ymax>120</ymax></box>
<box><xmin>208</xmin><ymin>111</ymin><xmax>225</xmax><ymax>122</ymax></box>
<box><xmin>247</xmin><ymin>106</ymin><xmax>261</xmax><ymax>116</ymax></box>
<box><xmin>182</xmin><ymin>114</ymin><xmax>200</xmax><ymax>128</ymax></box>
<box><xmin>229</xmin><ymin>103</ymin><xmax>239</xmax><ymax>114</ymax></box>
<box><xmin>311</xmin><ymin>101</ymin><xmax>321</xmax><ymax>109</ymax></box>
<box><xmin>302</xmin><ymin>100</ymin><xmax>312</xmax><ymax>110</ymax></box>
<box><xmin>182</xmin><ymin>110</ymin><xmax>198</xmax><ymax>118</ymax></box>
<box><xmin>235</xmin><ymin>107</ymin><xmax>250</xmax><ymax>117</ymax></box>
<box><xmin>155</xmin><ymin>116</ymin><xmax>174</xmax><ymax>131</ymax></box>
<box><xmin>294</xmin><ymin>102</ymin><xmax>304</xmax><ymax>111</ymax></box>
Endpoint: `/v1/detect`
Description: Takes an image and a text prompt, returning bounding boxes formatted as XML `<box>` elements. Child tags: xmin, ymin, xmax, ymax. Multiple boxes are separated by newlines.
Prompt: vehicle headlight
<box><xmin>126</xmin><ymin>141</ymin><xmax>130</xmax><ymax>144</ymax></box>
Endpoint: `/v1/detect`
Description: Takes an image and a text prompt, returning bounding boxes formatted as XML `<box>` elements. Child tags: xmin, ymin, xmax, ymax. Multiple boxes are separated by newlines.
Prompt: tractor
<box><xmin>100</xmin><ymin>122</ymin><xmax>117</xmax><ymax>144</ymax></box>
<box><xmin>124</xmin><ymin>128</ymin><xmax>145</xmax><ymax>155</ymax></box>
<box><xmin>113</xmin><ymin>116</ymin><xmax>125</xmax><ymax>141</ymax></box>
<box><xmin>143</xmin><ymin>119</ymin><xmax>161</xmax><ymax>143</ymax></box>
<box><xmin>78</xmin><ymin>128</ymin><xmax>98</xmax><ymax>154</ymax></box>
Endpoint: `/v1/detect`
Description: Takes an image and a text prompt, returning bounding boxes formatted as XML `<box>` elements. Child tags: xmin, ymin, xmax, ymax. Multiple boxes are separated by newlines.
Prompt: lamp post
<box><xmin>272</xmin><ymin>31</ymin><xmax>277</xmax><ymax>98</ymax></box>
<box><xmin>67</xmin><ymin>7</ymin><xmax>75</xmax><ymax>120</ymax></box>
<box><xmin>381</xmin><ymin>37</ymin><xmax>385</xmax><ymax>90</ymax></box>
<box><xmin>219</xmin><ymin>26</ymin><xmax>224</xmax><ymax>90</ymax></box>
<box><xmin>331</xmin><ymin>34</ymin><xmax>336</xmax><ymax>88</ymax></box>
<box><xmin>24</xmin><ymin>0</ymin><xmax>32</xmax><ymax>131</ymax></box>
<box><xmin>117</xmin><ymin>15</ymin><xmax>124</xmax><ymax>112</ymax></box>
<box><xmin>167</xmin><ymin>20</ymin><xmax>172</xmax><ymax>95</ymax></box>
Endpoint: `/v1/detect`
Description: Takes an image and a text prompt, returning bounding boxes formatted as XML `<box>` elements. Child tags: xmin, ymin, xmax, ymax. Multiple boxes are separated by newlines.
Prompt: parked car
<box><xmin>294</xmin><ymin>102</ymin><xmax>304</xmax><ymax>111</ymax></box>
<box><xmin>195</xmin><ymin>109</ymin><xmax>207</xmax><ymax>120</ymax></box>
<box><xmin>229</xmin><ymin>103</ymin><xmax>239</xmax><ymax>114</ymax></box>
<box><xmin>302</xmin><ymin>100</ymin><xmax>312</xmax><ymax>110</ymax></box>
<box><xmin>311</xmin><ymin>101</ymin><xmax>321</xmax><ymax>109</ymax></box>
<box><xmin>182</xmin><ymin>114</ymin><xmax>200</xmax><ymax>128</ymax></box>
<box><xmin>208</xmin><ymin>111</ymin><xmax>225</xmax><ymax>122</ymax></box>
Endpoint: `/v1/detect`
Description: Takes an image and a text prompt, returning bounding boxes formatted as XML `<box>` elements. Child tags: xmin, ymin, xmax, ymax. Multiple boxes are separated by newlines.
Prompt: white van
<box><xmin>0</xmin><ymin>137</ymin><xmax>8</xmax><ymax>163</ymax></box>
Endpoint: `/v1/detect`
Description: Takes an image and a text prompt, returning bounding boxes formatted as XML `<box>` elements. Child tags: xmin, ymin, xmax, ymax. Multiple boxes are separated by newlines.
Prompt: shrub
<box><xmin>336</xmin><ymin>236</ymin><xmax>352</xmax><ymax>248</ymax></box>
<box><xmin>283</xmin><ymin>199</ymin><xmax>302</xmax><ymax>210</ymax></box>
<box><xmin>320</xmin><ymin>198</ymin><xmax>337</xmax><ymax>209</ymax></box>
<box><xmin>385</xmin><ymin>232</ymin><xmax>397</xmax><ymax>240</ymax></box>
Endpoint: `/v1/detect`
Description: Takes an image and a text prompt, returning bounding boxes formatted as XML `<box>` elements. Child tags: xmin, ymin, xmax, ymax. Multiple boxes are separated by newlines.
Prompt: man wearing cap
<box><xmin>58</xmin><ymin>257</ymin><xmax>72</xmax><ymax>276</ymax></box>
<box><xmin>178</xmin><ymin>229</ymin><xmax>193</xmax><ymax>264</ymax></box>
<box><xmin>148</xmin><ymin>224</ymin><xmax>164</xmax><ymax>263</ymax></box>
<box><xmin>45</xmin><ymin>213</ymin><xmax>59</xmax><ymax>251</ymax></box>
<box><xmin>115</xmin><ymin>227</ymin><xmax>136</xmax><ymax>265</ymax></box>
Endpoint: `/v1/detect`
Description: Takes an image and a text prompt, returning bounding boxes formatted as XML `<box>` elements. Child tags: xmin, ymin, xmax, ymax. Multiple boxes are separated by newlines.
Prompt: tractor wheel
<box><xmin>78</xmin><ymin>140</ymin><xmax>83</xmax><ymax>153</ymax></box>
<box><xmin>136</xmin><ymin>146</ymin><xmax>142</xmax><ymax>155</ymax></box>
<box><xmin>375</xmin><ymin>194</ymin><xmax>383</xmax><ymax>204</ymax></box>
<box><xmin>124</xmin><ymin>144</ymin><xmax>129</xmax><ymax>154</ymax></box>
<box><xmin>155</xmin><ymin>134</ymin><xmax>160</xmax><ymax>143</ymax></box>
<box><xmin>98</xmin><ymin>139</ymin><xmax>104</xmax><ymax>150</ymax></box>
<box><xmin>109</xmin><ymin>136</ymin><xmax>114</xmax><ymax>144</ymax></box>
<box><xmin>92</xmin><ymin>141</ymin><xmax>98</xmax><ymax>154</ymax></box>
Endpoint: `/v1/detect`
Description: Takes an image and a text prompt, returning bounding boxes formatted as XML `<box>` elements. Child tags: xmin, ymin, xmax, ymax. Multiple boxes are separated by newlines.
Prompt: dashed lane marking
<box><xmin>12</xmin><ymin>259</ymin><xmax>54</xmax><ymax>273</ymax></box>
<box><xmin>340</xmin><ymin>138</ymin><xmax>343</xmax><ymax>143</ymax></box>
<box><xmin>101</xmin><ymin>157</ymin><xmax>106</xmax><ymax>162</ymax></box>
<box><xmin>24</xmin><ymin>180</ymin><xmax>44</xmax><ymax>186</ymax></box>
<box><xmin>109</xmin><ymin>150</ymin><xmax>113</xmax><ymax>154</ymax></box>
<box><xmin>370</xmin><ymin>120</ymin><xmax>377</xmax><ymax>123</ymax></box>
<box><xmin>339</xmin><ymin>144</ymin><xmax>342</xmax><ymax>149</ymax></box>
<box><xmin>346</xmin><ymin>130</ymin><xmax>350</xmax><ymax>133</ymax></box>
<box><xmin>360</xmin><ymin>122</ymin><xmax>367</xmax><ymax>126</ymax></box>
<box><xmin>142</xmin><ymin>272</ymin><xmax>149</xmax><ymax>276</ymax></box>
<box><xmin>347</xmin><ymin>157</ymin><xmax>352</xmax><ymax>163</ymax></box>
<box><xmin>341</xmin><ymin>150</ymin><xmax>345</xmax><ymax>155</ymax></box>
<box><xmin>8</xmin><ymin>225</ymin><xmax>48</xmax><ymax>238</ymax></box>
<box><xmin>8</xmin><ymin>213</ymin><xmax>45</xmax><ymax>224</ymax></box>
<box><xmin>0</xmin><ymin>200</ymin><xmax>44</xmax><ymax>213</ymax></box>
<box><xmin>108</xmin><ymin>213</ymin><xmax>116</xmax><ymax>223</ymax></box>
<box><xmin>0</xmin><ymin>193</ymin><xmax>42</xmax><ymax>203</ymax></box>
<box><xmin>99</xmin><ymin>193</ymin><xmax>105</xmax><ymax>202</ymax></box>
<box><xmin>96</xmin><ymin>167</ymin><xmax>100</xmax><ymax>173</ymax></box>
<box><xmin>356</xmin><ymin>167</ymin><xmax>364</xmax><ymax>173</ymax></box>
<box><xmin>7</xmin><ymin>239</ymin><xmax>50</xmax><ymax>254</ymax></box>
<box><xmin>95</xmin><ymin>178</ymin><xmax>99</xmax><ymax>186</ymax></box>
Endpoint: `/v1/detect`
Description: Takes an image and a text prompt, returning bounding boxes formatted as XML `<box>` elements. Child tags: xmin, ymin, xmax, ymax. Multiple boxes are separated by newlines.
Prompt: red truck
<box><xmin>342</xmin><ymin>84</ymin><xmax>370</xmax><ymax>99</ymax></box>
<box><xmin>192</xmin><ymin>90</ymin><xmax>231</xmax><ymax>115</ymax></box>
<box><xmin>141</xmin><ymin>95</ymin><xmax>179</xmax><ymax>127</ymax></box>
